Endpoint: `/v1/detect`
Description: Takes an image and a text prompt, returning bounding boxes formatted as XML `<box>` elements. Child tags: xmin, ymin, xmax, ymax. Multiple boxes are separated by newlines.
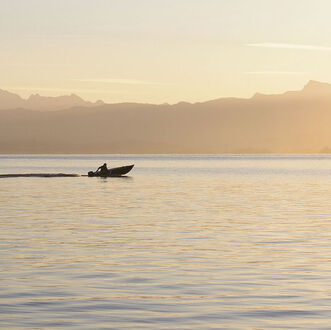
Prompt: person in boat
<box><xmin>97</xmin><ymin>163</ymin><xmax>109</xmax><ymax>175</ymax></box>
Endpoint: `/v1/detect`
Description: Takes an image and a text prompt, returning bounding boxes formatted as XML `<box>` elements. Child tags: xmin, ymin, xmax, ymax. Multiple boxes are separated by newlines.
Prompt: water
<box><xmin>0</xmin><ymin>154</ymin><xmax>330</xmax><ymax>329</ymax></box>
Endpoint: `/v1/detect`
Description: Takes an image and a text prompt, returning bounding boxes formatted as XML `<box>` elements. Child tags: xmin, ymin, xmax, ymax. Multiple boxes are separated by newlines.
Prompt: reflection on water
<box><xmin>0</xmin><ymin>155</ymin><xmax>330</xmax><ymax>328</ymax></box>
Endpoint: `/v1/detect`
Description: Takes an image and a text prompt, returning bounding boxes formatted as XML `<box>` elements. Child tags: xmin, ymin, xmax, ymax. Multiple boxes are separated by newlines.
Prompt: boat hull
<box><xmin>88</xmin><ymin>164</ymin><xmax>134</xmax><ymax>177</ymax></box>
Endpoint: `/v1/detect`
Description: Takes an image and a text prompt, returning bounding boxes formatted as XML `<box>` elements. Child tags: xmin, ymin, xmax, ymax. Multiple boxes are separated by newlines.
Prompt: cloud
<box><xmin>70</xmin><ymin>78</ymin><xmax>166</xmax><ymax>85</ymax></box>
<box><xmin>2</xmin><ymin>86</ymin><xmax>124</xmax><ymax>94</ymax></box>
<box><xmin>0</xmin><ymin>63</ymin><xmax>70</xmax><ymax>67</ymax></box>
<box><xmin>246</xmin><ymin>43</ymin><xmax>331</xmax><ymax>51</ymax></box>
<box><xmin>245</xmin><ymin>71</ymin><xmax>310</xmax><ymax>75</ymax></box>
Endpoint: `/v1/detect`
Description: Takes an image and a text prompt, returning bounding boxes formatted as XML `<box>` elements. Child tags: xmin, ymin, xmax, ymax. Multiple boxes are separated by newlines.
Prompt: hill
<box><xmin>0</xmin><ymin>81</ymin><xmax>330</xmax><ymax>153</ymax></box>
<box><xmin>0</xmin><ymin>89</ymin><xmax>103</xmax><ymax>111</ymax></box>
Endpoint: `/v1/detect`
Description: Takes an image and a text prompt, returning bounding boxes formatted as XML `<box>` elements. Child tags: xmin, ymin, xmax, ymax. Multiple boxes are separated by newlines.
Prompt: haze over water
<box><xmin>0</xmin><ymin>154</ymin><xmax>330</xmax><ymax>329</ymax></box>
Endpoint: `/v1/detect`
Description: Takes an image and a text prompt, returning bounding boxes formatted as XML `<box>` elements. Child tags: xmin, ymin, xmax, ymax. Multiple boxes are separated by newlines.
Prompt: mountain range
<box><xmin>0</xmin><ymin>89</ymin><xmax>103</xmax><ymax>111</ymax></box>
<box><xmin>0</xmin><ymin>80</ymin><xmax>331</xmax><ymax>153</ymax></box>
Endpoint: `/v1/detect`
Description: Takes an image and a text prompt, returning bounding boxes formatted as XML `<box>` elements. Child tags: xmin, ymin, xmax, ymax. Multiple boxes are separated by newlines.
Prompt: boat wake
<box><xmin>0</xmin><ymin>173</ymin><xmax>80</xmax><ymax>178</ymax></box>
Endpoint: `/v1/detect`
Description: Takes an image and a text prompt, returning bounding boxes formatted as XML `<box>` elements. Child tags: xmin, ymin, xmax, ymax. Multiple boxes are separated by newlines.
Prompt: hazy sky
<box><xmin>1</xmin><ymin>0</ymin><xmax>331</xmax><ymax>103</ymax></box>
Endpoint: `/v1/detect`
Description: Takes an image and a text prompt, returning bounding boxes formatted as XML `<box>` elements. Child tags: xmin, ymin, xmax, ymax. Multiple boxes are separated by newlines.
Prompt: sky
<box><xmin>1</xmin><ymin>0</ymin><xmax>331</xmax><ymax>103</ymax></box>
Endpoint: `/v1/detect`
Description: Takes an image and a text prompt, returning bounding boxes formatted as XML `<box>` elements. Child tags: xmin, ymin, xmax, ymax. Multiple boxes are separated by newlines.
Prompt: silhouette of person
<box><xmin>97</xmin><ymin>163</ymin><xmax>109</xmax><ymax>175</ymax></box>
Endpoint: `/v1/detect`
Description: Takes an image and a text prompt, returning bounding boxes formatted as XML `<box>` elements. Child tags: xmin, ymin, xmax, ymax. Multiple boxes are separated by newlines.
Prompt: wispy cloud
<box><xmin>0</xmin><ymin>63</ymin><xmax>70</xmax><ymax>68</ymax></box>
<box><xmin>245</xmin><ymin>71</ymin><xmax>310</xmax><ymax>75</ymax></box>
<box><xmin>2</xmin><ymin>86</ymin><xmax>125</xmax><ymax>94</ymax></box>
<box><xmin>246</xmin><ymin>43</ymin><xmax>331</xmax><ymax>51</ymax></box>
<box><xmin>70</xmin><ymin>78</ymin><xmax>167</xmax><ymax>85</ymax></box>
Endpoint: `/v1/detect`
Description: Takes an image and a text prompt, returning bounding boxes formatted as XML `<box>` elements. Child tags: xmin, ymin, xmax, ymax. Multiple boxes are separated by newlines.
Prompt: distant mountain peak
<box><xmin>251</xmin><ymin>80</ymin><xmax>331</xmax><ymax>100</ymax></box>
<box><xmin>68</xmin><ymin>93</ymin><xmax>82</xmax><ymax>99</ymax></box>
<box><xmin>0</xmin><ymin>88</ymin><xmax>23</xmax><ymax>98</ymax></box>
<box><xmin>0</xmin><ymin>89</ymin><xmax>25</xmax><ymax>108</ymax></box>
<box><xmin>303</xmin><ymin>80</ymin><xmax>331</xmax><ymax>91</ymax></box>
<box><xmin>28</xmin><ymin>93</ymin><xmax>40</xmax><ymax>99</ymax></box>
<box><xmin>1</xmin><ymin>80</ymin><xmax>331</xmax><ymax>111</ymax></box>
<box><xmin>252</xmin><ymin>92</ymin><xmax>265</xmax><ymax>98</ymax></box>
<box><xmin>0</xmin><ymin>89</ymin><xmax>104</xmax><ymax>111</ymax></box>
<box><xmin>176</xmin><ymin>101</ymin><xmax>191</xmax><ymax>106</ymax></box>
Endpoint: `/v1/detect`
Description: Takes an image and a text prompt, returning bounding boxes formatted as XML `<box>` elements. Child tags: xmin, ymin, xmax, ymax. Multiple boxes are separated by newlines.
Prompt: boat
<box><xmin>88</xmin><ymin>164</ymin><xmax>134</xmax><ymax>177</ymax></box>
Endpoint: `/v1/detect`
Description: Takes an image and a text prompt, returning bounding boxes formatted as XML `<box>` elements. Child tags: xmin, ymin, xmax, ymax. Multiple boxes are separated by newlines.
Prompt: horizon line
<box><xmin>1</xmin><ymin>79</ymin><xmax>329</xmax><ymax>105</ymax></box>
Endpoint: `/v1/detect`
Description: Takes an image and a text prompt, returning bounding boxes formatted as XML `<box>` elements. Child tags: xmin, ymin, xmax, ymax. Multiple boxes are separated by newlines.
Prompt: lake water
<box><xmin>0</xmin><ymin>154</ymin><xmax>330</xmax><ymax>329</ymax></box>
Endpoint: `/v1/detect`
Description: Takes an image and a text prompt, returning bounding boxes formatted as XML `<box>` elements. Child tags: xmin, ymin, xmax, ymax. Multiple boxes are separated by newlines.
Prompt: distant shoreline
<box><xmin>1</xmin><ymin>81</ymin><xmax>331</xmax><ymax>155</ymax></box>
<box><xmin>1</xmin><ymin>152</ymin><xmax>330</xmax><ymax>155</ymax></box>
